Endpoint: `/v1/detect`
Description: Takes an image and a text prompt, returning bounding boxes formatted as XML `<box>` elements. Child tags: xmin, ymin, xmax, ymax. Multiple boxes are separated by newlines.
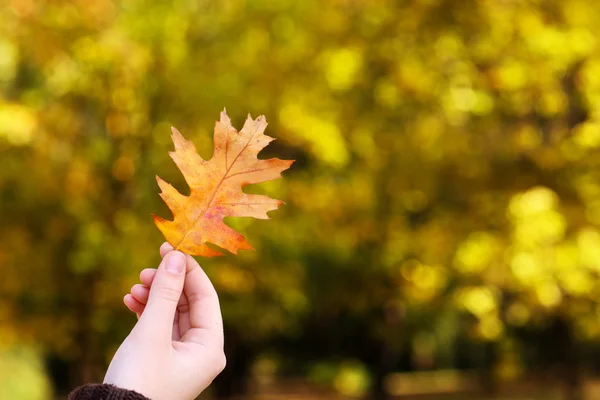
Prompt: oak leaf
<box><xmin>153</xmin><ymin>110</ymin><xmax>294</xmax><ymax>257</ymax></box>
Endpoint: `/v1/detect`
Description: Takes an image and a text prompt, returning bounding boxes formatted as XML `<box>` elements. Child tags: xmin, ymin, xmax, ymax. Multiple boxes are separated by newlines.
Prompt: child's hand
<box><xmin>104</xmin><ymin>243</ymin><xmax>226</xmax><ymax>400</ymax></box>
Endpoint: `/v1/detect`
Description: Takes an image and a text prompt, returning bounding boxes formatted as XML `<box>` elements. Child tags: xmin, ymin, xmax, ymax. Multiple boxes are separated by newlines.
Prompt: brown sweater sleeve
<box><xmin>68</xmin><ymin>384</ymin><xmax>150</xmax><ymax>400</ymax></box>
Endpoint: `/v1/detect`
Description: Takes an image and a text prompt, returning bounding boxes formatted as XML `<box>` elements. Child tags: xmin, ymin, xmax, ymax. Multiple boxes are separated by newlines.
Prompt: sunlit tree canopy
<box><xmin>2</xmin><ymin>0</ymin><xmax>600</xmax><ymax>398</ymax></box>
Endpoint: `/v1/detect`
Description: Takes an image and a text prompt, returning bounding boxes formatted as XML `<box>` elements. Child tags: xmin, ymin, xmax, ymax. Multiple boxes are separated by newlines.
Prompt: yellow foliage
<box><xmin>454</xmin><ymin>232</ymin><xmax>501</xmax><ymax>274</ymax></box>
<box><xmin>6</xmin><ymin>0</ymin><xmax>600</xmax><ymax>388</ymax></box>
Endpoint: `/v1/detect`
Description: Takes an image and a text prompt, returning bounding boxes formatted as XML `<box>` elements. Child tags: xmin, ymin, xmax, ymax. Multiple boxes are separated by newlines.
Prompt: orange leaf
<box><xmin>153</xmin><ymin>110</ymin><xmax>294</xmax><ymax>257</ymax></box>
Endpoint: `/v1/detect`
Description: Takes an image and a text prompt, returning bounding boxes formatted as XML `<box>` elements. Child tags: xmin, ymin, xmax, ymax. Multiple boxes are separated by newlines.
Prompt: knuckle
<box><xmin>177</xmin><ymin>302</ymin><xmax>190</xmax><ymax>314</ymax></box>
<box><xmin>155</xmin><ymin>285</ymin><xmax>181</xmax><ymax>303</ymax></box>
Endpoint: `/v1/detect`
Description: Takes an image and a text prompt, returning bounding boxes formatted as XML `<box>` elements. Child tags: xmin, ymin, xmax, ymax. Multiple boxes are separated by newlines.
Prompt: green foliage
<box><xmin>0</xmin><ymin>346</ymin><xmax>52</xmax><ymax>400</ymax></box>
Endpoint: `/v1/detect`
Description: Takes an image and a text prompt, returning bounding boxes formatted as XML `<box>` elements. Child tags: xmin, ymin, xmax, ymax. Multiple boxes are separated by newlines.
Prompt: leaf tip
<box><xmin>171</xmin><ymin>126</ymin><xmax>189</xmax><ymax>147</ymax></box>
<box><xmin>220</xmin><ymin>109</ymin><xmax>231</xmax><ymax>125</ymax></box>
<box><xmin>236</xmin><ymin>241</ymin><xmax>254</xmax><ymax>253</ymax></box>
<box><xmin>200</xmin><ymin>246</ymin><xmax>224</xmax><ymax>257</ymax></box>
<box><xmin>152</xmin><ymin>213</ymin><xmax>168</xmax><ymax>226</ymax></box>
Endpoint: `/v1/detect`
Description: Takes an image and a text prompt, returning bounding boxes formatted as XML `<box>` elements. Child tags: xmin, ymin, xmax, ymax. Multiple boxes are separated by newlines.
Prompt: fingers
<box><xmin>180</xmin><ymin>254</ymin><xmax>224</xmax><ymax>347</ymax></box>
<box><xmin>140</xmin><ymin>268</ymin><xmax>157</xmax><ymax>287</ymax></box>
<box><xmin>124</xmin><ymin>294</ymin><xmax>145</xmax><ymax>315</ymax></box>
<box><xmin>129</xmin><ymin>276</ymin><xmax>192</xmax><ymax>337</ymax></box>
<box><xmin>160</xmin><ymin>242</ymin><xmax>174</xmax><ymax>258</ymax></box>
<box><xmin>131</xmin><ymin>284</ymin><xmax>150</xmax><ymax>304</ymax></box>
<box><xmin>136</xmin><ymin>250</ymin><xmax>187</xmax><ymax>340</ymax></box>
<box><xmin>123</xmin><ymin>244</ymin><xmax>172</xmax><ymax>316</ymax></box>
<box><xmin>136</xmin><ymin>242</ymin><xmax>169</xmax><ymax>287</ymax></box>
<box><xmin>138</xmin><ymin>242</ymin><xmax>169</xmax><ymax>286</ymax></box>
<box><xmin>128</xmin><ymin>281</ymin><xmax>188</xmax><ymax>309</ymax></box>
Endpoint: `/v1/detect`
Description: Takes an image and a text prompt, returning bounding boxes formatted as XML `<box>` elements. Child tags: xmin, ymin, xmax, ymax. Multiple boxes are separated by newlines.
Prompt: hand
<box><xmin>104</xmin><ymin>243</ymin><xmax>226</xmax><ymax>400</ymax></box>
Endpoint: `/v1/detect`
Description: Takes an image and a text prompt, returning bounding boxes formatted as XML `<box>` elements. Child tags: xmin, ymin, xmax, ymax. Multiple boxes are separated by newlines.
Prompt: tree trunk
<box><xmin>213</xmin><ymin>329</ymin><xmax>255</xmax><ymax>399</ymax></box>
<box><xmin>370</xmin><ymin>344</ymin><xmax>395</xmax><ymax>400</ymax></box>
<box><xmin>72</xmin><ymin>271</ymin><xmax>103</xmax><ymax>387</ymax></box>
<box><xmin>557</xmin><ymin>319</ymin><xmax>583</xmax><ymax>400</ymax></box>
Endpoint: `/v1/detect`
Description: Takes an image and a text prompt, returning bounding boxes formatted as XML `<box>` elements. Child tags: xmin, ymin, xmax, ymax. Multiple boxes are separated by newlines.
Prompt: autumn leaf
<box><xmin>153</xmin><ymin>110</ymin><xmax>294</xmax><ymax>257</ymax></box>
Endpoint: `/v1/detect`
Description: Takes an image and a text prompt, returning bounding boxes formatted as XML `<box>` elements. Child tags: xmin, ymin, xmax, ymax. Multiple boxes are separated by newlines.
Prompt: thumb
<box><xmin>137</xmin><ymin>250</ymin><xmax>186</xmax><ymax>340</ymax></box>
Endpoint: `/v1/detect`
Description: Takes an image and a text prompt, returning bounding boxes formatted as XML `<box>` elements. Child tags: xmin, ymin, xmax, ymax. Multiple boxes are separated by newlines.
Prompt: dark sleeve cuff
<box><xmin>68</xmin><ymin>384</ymin><xmax>150</xmax><ymax>400</ymax></box>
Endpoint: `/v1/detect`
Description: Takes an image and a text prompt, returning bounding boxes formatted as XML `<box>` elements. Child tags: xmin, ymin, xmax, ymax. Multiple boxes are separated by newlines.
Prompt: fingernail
<box><xmin>165</xmin><ymin>251</ymin><xmax>185</xmax><ymax>274</ymax></box>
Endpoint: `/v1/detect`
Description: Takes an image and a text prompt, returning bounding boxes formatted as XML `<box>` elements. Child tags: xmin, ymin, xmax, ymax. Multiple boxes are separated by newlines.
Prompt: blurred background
<box><xmin>3</xmin><ymin>0</ymin><xmax>600</xmax><ymax>399</ymax></box>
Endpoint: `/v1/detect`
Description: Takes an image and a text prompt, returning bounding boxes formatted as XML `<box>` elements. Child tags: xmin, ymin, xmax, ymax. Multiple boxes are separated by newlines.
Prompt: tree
<box><xmin>2</xmin><ymin>1</ymin><xmax>600</xmax><ymax>398</ymax></box>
